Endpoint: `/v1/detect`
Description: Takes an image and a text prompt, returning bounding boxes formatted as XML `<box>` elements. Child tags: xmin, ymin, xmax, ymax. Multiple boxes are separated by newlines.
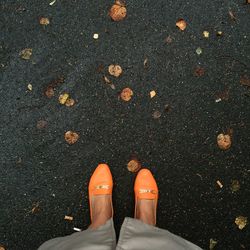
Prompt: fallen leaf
<box><xmin>65</xmin><ymin>98</ymin><xmax>75</xmax><ymax>107</ymax></box>
<box><xmin>36</xmin><ymin>120</ymin><xmax>48</xmax><ymax>129</ymax></box>
<box><xmin>120</xmin><ymin>87</ymin><xmax>133</xmax><ymax>102</ymax></box>
<box><xmin>27</xmin><ymin>83</ymin><xmax>33</xmax><ymax>91</ymax></box>
<box><xmin>31</xmin><ymin>202</ymin><xmax>40</xmax><ymax>214</ymax></box>
<box><xmin>48</xmin><ymin>77</ymin><xmax>65</xmax><ymax>88</ymax></box>
<box><xmin>152</xmin><ymin>110</ymin><xmax>161</xmax><ymax>119</ymax></box>
<box><xmin>165</xmin><ymin>35</ymin><xmax>173</xmax><ymax>44</ymax></box>
<box><xmin>93</xmin><ymin>33</ymin><xmax>99</xmax><ymax>39</ymax></box>
<box><xmin>235</xmin><ymin>216</ymin><xmax>247</xmax><ymax>230</ymax></box>
<box><xmin>203</xmin><ymin>31</ymin><xmax>209</xmax><ymax>38</ymax></box>
<box><xmin>216</xmin><ymin>31</ymin><xmax>223</xmax><ymax>36</ymax></box>
<box><xmin>229</xmin><ymin>11</ymin><xmax>236</xmax><ymax>20</ymax></box>
<box><xmin>65</xmin><ymin>131</ymin><xmax>79</xmax><ymax>145</ymax></box>
<box><xmin>216</xmin><ymin>180</ymin><xmax>223</xmax><ymax>188</ymax></box>
<box><xmin>0</xmin><ymin>245</ymin><xmax>5</xmax><ymax>250</ymax></box>
<box><xmin>49</xmin><ymin>0</ymin><xmax>57</xmax><ymax>5</ymax></box>
<box><xmin>209</xmin><ymin>239</ymin><xmax>218</xmax><ymax>250</ymax></box>
<box><xmin>240</xmin><ymin>75</ymin><xmax>250</xmax><ymax>87</ymax></box>
<box><xmin>127</xmin><ymin>159</ymin><xmax>141</xmax><ymax>173</ymax></box>
<box><xmin>231</xmin><ymin>180</ymin><xmax>240</xmax><ymax>192</ymax></box>
<box><xmin>109</xmin><ymin>3</ymin><xmax>127</xmax><ymax>21</ymax></box>
<box><xmin>150</xmin><ymin>90</ymin><xmax>156</xmax><ymax>98</ymax></box>
<box><xmin>196</xmin><ymin>47</ymin><xmax>202</xmax><ymax>55</ymax></box>
<box><xmin>19</xmin><ymin>48</ymin><xmax>32</xmax><ymax>60</ymax></box>
<box><xmin>45</xmin><ymin>86</ymin><xmax>54</xmax><ymax>98</ymax></box>
<box><xmin>64</xmin><ymin>215</ymin><xmax>73</xmax><ymax>221</ymax></box>
<box><xmin>194</xmin><ymin>66</ymin><xmax>205</xmax><ymax>77</ymax></box>
<box><xmin>176</xmin><ymin>19</ymin><xmax>187</xmax><ymax>31</ymax></box>
<box><xmin>143</xmin><ymin>58</ymin><xmax>148</xmax><ymax>68</ymax></box>
<box><xmin>59</xmin><ymin>93</ymin><xmax>69</xmax><ymax>105</ymax></box>
<box><xmin>108</xmin><ymin>64</ymin><xmax>122</xmax><ymax>77</ymax></box>
<box><xmin>39</xmin><ymin>17</ymin><xmax>50</xmax><ymax>25</ymax></box>
<box><xmin>104</xmin><ymin>75</ymin><xmax>111</xmax><ymax>84</ymax></box>
<box><xmin>215</xmin><ymin>88</ymin><xmax>229</xmax><ymax>101</ymax></box>
<box><xmin>217</xmin><ymin>133</ymin><xmax>231</xmax><ymax>150</ymax></box>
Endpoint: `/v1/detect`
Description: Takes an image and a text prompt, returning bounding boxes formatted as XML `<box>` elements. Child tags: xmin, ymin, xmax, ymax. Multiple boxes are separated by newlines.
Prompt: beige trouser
<box><xmin>38</xmin><ymin>217</ymin><xmax>203</xmax><ymax>250</ymax></box>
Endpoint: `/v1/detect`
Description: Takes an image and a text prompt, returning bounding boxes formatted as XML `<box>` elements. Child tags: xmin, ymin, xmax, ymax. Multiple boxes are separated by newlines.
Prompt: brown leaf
<box><xmin>152</xmin><ymin>110</ymin><xmax>161</xmax><ymax>119</ymax></box>
<box><xmin>39</xmin><ymin>17</ymin><xmax>50</xmax><ymax>25</ymax></box>
<box><xmin>0</xmin><ymin>245</ymin><xmax>6</xmax><ymax>250</ymax></box>
<box><xmin>217</xmin><ymin>133</ymin><xmax>231</xmax><ymax>150</ymax></box>
<box><xmin>31</xmin><ymin>202</ymin><xmax>40</xmax><ymax>214</ymax></box>
<box><xmin>240</xmin><ymin>75</ymin><xmax>250</xmax><ymax>87</ymax></box>
<box><xmin>36</xmin><ymin>120</ymin><xmax>48</xmax><ymax>129</ymax></box>
<box><xmin>45</xmin><ymin>86</ymin><xmax>54</xmax><ymax>98</ymax></box>
<box><xmin>109</xmin><ymin>4</ymin><xmax>127</xmax><ymax>21</ymax></box>
<box><xmin>65</xmin><ymin>131</ymin><xmax>79</xmax><ymax>144</ymax></box>
<box><xmin>127</xmin><ymin>159</ymin><xmax>141</xmax><ymax>173</ymax></box>
<box><xmin>215</xmin><ymin>88</ymin><xmax>229</xmax><ymax>101</ymax></box>
<box><xmin>176</xmin><ymin>19</ymin><xmax>187</xmax><ymax>31</ymax></box>
<box><xmin>165</xmin><ymin>35</ymin><xmax>173</xmax><ymax>44</ymax></box>
<box><xmin>235</xmin><ymin>216</ymin><xmax>247</xmax><ymax>230</ymax></box>
<box><xmin>194</xmin><ymin>67</ymin><xmax>205</xmax><ymax>77</ymax></box>
<box><xmin>19</xmin><ymin>48</ymin><xmax>32</xmax><ymax>60</ymax></box>
<box><xmin>108</xmin><ymin>64</ymin><xmax>122</xmax><ymax>77</ymax></box>
<box><xmin>120</xmin><ymin>87</ymin><xmax>133</xmax><ymax>102</ymax></box>
<box><xmin>65</xmin><ymin>98</ymin><xmax>75</xmax><ymax>107</ymax></box>
<box><xmin>229</xmin><ymin>11</ymin><xmax>236</xmax><ymax>20</ymax></box>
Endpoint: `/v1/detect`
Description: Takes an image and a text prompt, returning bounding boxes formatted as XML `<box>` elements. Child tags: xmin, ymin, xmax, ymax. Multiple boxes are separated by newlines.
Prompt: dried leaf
<box><xmin>0</xmin><ymin>245</ymin><xmax>6</xmax><ymax>250</ymax></box>
<box><xmin>217</xmin><ymin>133</ymin><xmax>231</xmax><ymax>150</ymax></box>
<box><xmin>109</xmin><ymin>4</ymin><xmax>127</xmax><ymax>21</ymax></box>
<box><xmin>108</xmin><ymin>64</ymin><xmax>122</xmax><ymax>77</ymax></box>
<box><xmin>215</xmin><ymin>88</ymin><xmax>229</xmax><ymax>101</ymax></box>
<box><xmin>150</xmin><ymin>90</ymin><xmax>156</xmax><ymax>98</ymax></box>
<box><xmin>231</xmin><ymin>180</ymin><xmax>240</xmax><ymax>192</ymax></box>
<box><xmin>196</xmin><ymin>47</ymin><xmax>202</xmax><ymax>55</ymax></box>
<box><xmin>65</xmin><ymin>98</ymin><xmax>75</xmax><ymax>107</ymax></box>
<box><xmin>127</xmin><ymin>159</ymin><xmax>141</xmax><ymax>173</ymax></box>
<box><xmin>152</xmin><ymin>110</ymin><xmax>161</xmax><ymax>119</ymax></box>
<box><xmin>65</xmin><ymin>131</ymin><xmax>79</xmax><ymax>145</ymax></box>
<box><xmin>176</xmin><ymin>19</ymin><xmax>187</xmax><ymax>31</ymax></box>
<box><xmin>165</xmin><ymin>35</ymin><xmax>173</xmax><ymax>44</ymax></box>
<box><xmin>59</xmin><ymin>93</ymin><xmax>69</xmax><ymax>105</ymax></box>
<box><xmin>49</xmin><ymin>0</ymin><xmax>57</xmax><ymax>5</ymax></box>
<box><xmin>240</xmin><ymin>75</ymin><xmax>250</xmax><ymax>87</ymax></box>
<box><xmin>194</xmin><ymin>67</ymin><xmax>205</xmax><ymax>77</ymax></box>
<box><xmin>120</xmin><ymin>87</ymin><xmax>133</xmax><ymax>102</ymax></box>
<box><xmin>235</xmin><ymin>216</ymin><xmax>247</xmax><ymax>230</ymax></box>
<box><xmin>64</xmin><ymin>215</ymin><xmax>74</xmax><ymax>221</ymax></box>
<box><xmin>93</xmin><ymin>33</ymin><xmax>99</xmax><ymax>39</ymax></box>
<box><xmin>19</xmin><ymin>48</ymin><xmax>32</xmax><ymax>60</ymax></box>
<box><xmin>31</xmin><ymin>202</ymin><xmax>40</xmax><ymax>214</ymax></box>
<box><xmin>143</xmin><ymin>58</ymin><xmax>148</xmax><ymax>68</ymax></box>
<box><xmin>229</xmin><ymin>11</ymin><xmax>236</xmax><ymax>21</ymax></box>
<box><xmin>36</xmin><ymin>120</ymin><xmax>48</xmax><ymax>129</ymax></box>
<box><xmin>104</xmin><ymin>75</ymin><xmax>111</xmax><ymax>84</ymax></box>
<box><xmin>216</xmin><ymin>31</ymin><xmax>223</xmax><ymax>36</ymax></box>
<box><xmin>216</xmin><ymin>180</ymin><xmax>223</xmax><ymax>188</ymax></box>
<box><xmin>203</xmin><ymin>31</ymin><xmax>209</xmax><ymax>38</ymax></box>
<box><xmin>45</xmin><ymin>86</ymin><xmax>54</xmax><ymax>98</ymax></box>
<box><xmin>27</xmin><ymin>83</ymin><xmax>33</xmax><ymax>91</ymax></box>
<box><xmin>209</xmin><ymin>239</ymin><xmax>218</xmax><ymax>250</ymax></box>
<box><xmin>39</xmin><ymin>17</ymin><xmax>50</xmax><ymax>25</ymax></box>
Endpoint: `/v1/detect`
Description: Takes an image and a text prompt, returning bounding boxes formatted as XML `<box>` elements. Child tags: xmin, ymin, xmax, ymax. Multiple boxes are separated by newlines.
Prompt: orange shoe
<box><xmin>88</xmin><ymin>164</ymin><xmax>113</xmax><ymax>222</ymax></box>
<box><xmin>134</xmin><ymin>169</ymin><xmax>158</xmax><ymax>225</ymax></box>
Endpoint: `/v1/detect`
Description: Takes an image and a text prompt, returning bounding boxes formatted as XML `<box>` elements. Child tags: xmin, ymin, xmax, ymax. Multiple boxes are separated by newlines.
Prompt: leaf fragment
<box><xmin>108</xmin><ymin>64</ymin><xmax>122</xmax><ymax>77</ymax></box>
<box><xmin>19</xmin><ymin>48</ymin><xmax>32</xmax><ymax>60</ymax></box>
<box><xmin>64</xmin><ymin>131</ymin><xmax>79</xmax><ymax>145</ymax></box>
<box><xmin>235</xmin><ymin>216</ymin><xmax>247</xmax><ymax>230</ymax></box>
<box><xmin>176</xmin><ymin>19</ymin><xmax>187</xmax><ymax>31</ymax></box>
<box><xmin>120</xmin><ymin>87</ymin><xmax>133</xmax><ymax>102</ymax></box>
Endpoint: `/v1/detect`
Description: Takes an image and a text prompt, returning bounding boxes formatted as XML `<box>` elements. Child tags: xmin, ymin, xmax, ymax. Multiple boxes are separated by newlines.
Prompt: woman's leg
<box><xmin>38</xmin><ymin>164</ymin><xmax>116</xmax><ymax>250</ymax></box>
<box><xmin>116</xmin><ymin>169</ymin><xmax>202</xmax><ymax>250</ymax></box>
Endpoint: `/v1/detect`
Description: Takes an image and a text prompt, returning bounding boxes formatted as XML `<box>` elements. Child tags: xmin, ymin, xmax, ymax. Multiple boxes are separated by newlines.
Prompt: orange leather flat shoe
<box><xmin>134</xmin><ymin>168</ymin><xmax>158</xmax><ymax>225</ymax></box>
<box><xmin>88</xmin><ymin>163</ymin><xmax>113</xmax><ymax>222</ymax></box>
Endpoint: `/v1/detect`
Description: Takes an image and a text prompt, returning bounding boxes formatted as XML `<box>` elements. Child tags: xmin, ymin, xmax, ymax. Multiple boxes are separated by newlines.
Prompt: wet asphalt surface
<box><xmin>0</xmin><ymin>0</ymin><xmax>250</xmax><ymax>249</ymax></box>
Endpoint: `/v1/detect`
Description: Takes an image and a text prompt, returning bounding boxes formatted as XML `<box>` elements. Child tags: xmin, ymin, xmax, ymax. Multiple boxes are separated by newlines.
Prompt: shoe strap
<box><xmin>139</xmin><ymin>189</ymin><xmax>157</xmax><ymax>194</ymax></box>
